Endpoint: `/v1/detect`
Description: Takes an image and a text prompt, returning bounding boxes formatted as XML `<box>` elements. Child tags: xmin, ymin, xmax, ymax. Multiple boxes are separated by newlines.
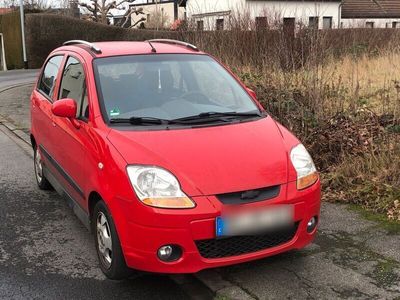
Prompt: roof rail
<box><xmin>63</xmin><ymin>40</ymin><xmax>102</xmax><ymax>54</ymax></box>
<box><xmin>147</xmin><ymin>39</ymin><xmax>199</xmax><ymax>52</ymax></box>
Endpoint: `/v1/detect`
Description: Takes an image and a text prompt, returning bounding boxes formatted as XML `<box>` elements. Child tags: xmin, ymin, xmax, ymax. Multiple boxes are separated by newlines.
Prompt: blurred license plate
<box><xmin>216</xmin><ymin>205</ymin><xmax>294</xmax><ymax>237</ymax></box>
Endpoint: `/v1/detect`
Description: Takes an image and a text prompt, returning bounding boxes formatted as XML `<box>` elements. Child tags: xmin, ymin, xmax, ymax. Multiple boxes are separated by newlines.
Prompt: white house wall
<box><xmin>341</xmin><ymin>18</ymin><xmax>400</xmax><ymax>28</ymax></box>
<box><xmin>131</xmin><ymin>2</ymin><xmax>185</xmax><ymax>29</ymax></box>
<box><xmin>186</xmin><ymin>0</ymin><xmax>341</xmax><ymax>29</ymax></box>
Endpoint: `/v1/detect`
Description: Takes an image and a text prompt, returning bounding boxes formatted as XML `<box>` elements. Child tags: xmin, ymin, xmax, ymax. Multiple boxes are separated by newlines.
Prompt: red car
<box><xmin>31</xmin><ymin>39</ymin><xmax>320</xmax><ymax>279</ymax></box>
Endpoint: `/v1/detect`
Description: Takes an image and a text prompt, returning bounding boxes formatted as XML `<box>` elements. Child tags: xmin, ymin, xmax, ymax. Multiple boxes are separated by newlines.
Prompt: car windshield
<box><xmin>93</xmin><ymin>54</ymin><xmax>260</xmax><ymax>124</ymax></box>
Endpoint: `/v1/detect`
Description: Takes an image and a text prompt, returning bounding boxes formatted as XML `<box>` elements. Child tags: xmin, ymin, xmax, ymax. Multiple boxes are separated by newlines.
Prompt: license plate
<box><xmin>216</xmin><ymin>205</ymin><xmax>294</xmax><ymax>237</ymax></box>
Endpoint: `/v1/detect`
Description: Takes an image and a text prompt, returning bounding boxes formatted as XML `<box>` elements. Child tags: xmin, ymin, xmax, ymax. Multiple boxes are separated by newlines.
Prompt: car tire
<box><xmin>34</xmin><ymin>145</ymin><xmax>52</xmax><ymax>190</ymax></box>
<box><xmin>93</xmin><ymin>200</ymin><xmax>134</xmax><ymax>280</ymax></box>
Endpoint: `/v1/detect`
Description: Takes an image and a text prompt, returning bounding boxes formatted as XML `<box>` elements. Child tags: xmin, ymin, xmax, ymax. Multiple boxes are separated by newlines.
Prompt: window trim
<box><xmin>58</xmin><ymin>54</ymin><xmax>90</xmax><ymax>123</ymax></box>
<box><xmin>36</xmin><ymin>54</ymin><xmax>65</xmax><ymax>103</ymax></box>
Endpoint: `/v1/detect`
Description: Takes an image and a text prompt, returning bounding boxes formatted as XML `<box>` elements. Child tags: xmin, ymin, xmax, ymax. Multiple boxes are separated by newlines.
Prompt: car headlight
<box><xmin>290</xmin><ymin>144</ymin><xmax>319</xmax><ymax>190</ymax></box>
<box><xmin>126</xmin><ymin>166</ymin><xmax>195</xmax><ymax>209</ymax></box>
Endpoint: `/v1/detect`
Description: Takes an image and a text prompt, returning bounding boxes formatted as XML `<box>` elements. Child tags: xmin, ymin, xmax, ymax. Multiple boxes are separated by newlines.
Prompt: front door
<box><xmin>51</xmin><ymin>55</ymin><xmax>91</xmax><ymax>208</ymax></box>
<box><xmin>32</xmin><ymin>54</ymin><xmax>65</xmax><ymax>167</ymax></box>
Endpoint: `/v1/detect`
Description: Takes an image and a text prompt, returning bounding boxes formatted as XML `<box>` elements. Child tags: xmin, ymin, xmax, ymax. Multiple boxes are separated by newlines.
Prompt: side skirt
<box><xmin>43</xmin><ymin>165</ymin><xmax>91</xmax><ymax>231</ymax></box>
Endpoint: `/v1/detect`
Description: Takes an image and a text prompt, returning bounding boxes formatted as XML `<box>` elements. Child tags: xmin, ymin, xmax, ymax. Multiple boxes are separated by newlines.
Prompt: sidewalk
<box><xmin>0</xmin><ymin>85</ymin><xmax>399</xmax><ymax>299</ymax></box>
<box><xmin>0</xmin><ymin>84</ymin><xmax>32</xmax><ymax>134</ymax></box>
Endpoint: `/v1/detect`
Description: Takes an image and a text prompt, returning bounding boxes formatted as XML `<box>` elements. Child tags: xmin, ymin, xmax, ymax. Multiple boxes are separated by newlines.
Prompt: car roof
<box><xmin>56</xmin><ymin>41</ymin><xmax>205</xmax><ymax>58</ymax></box>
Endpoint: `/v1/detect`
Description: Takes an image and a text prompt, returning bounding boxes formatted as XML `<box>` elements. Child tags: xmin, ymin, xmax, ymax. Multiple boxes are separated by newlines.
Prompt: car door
<box><xmin>51</xmin><ymin>55</ymin><xmax>91</xmax><ymax>208</ymax></box>
<box><xmin>32</xmin><ymin>54</ymin><xmax>65</xmax><ymax>166</ymax></box>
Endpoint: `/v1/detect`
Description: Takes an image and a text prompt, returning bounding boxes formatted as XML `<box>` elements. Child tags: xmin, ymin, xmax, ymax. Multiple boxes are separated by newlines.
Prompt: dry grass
<box><xmin>236</xmin><ymin>52</ymin><xmax>400</xmax><ymax>221</ymax></box>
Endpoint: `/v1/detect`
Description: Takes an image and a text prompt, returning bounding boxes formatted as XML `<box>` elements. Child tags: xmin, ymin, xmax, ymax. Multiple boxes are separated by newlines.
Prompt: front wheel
<box><xmin>33</xmin><ymin>145</ymin><xmax>52</xmax><ymax>190</ymax></box>
<box><xmin>93</xmin><ymin>200</ymin><xmax>133</xmax><ymax>280</ymax></box>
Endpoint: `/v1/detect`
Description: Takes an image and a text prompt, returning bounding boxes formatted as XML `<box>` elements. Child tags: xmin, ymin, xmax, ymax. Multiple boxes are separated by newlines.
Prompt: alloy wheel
<box><xmin>34</xmin><ymin>148</ymin><xmax>43</xmax><ymax>184</ymax></box>
<box><xmin>96</xmin><ymin>212</ymin><xmax>113</xmax><ymax>269</ymax></box>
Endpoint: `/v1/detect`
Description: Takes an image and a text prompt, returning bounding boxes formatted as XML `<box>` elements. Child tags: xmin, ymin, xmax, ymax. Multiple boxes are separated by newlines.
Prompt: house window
<box><xmin>197</xmin><ymin>20</ymin><xmax>204</xmax><ymax>31</ymax></box>
<box><xmin>366</xmin><ymin>22</ymin><xmax>374</xmax><ymax>28</ymax></box>
<box><xmin>393</xmin><ymin>22</ymin><xmax>400</xmax><ymax>28</ymax></box>
<box><xmin>216</xmin><ymin>18</ymin><xmax>224</xmax><ymax>30</ymax></box>
<box><xmin>309</xmin><ymin>17</ymin><xmax>319</xmax><ymax>29</ymax></box>
<box><xmin>255</xmin><ymin>17</ymin><xmax>268</xmax><ymax>30</ymax></box>
<box><xmin>283</xmin><ymin>18</ymin><xmax>295</xmax><ymax>35</ymax></box>
<box><xmin>323</xmin><ymin>17</ymin><xmax>332</xmax><ymax>29</ymax></box>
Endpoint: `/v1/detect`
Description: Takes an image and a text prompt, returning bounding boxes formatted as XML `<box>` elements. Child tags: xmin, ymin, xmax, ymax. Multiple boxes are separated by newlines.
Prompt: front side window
<box><xmin>93</xmin><ymin>54</ymin><xmax>260</xmax><ymax>124</ymax></box>
<box><xmin>38</xmin><ymin>55</ymin><xmax>63</xmax><ymax>99</ymax></box>
<box><xmin>59</xmin><ymin>56</ymin><xmax>88</xmax><ymax>120</ymax></box>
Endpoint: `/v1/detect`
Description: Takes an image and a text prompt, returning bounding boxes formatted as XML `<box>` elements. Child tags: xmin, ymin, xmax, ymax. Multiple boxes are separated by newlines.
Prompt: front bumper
<box><xmin>118</xmin><ymin>180</ymin><xmax>321</xmax><ymax>273</ymax></box>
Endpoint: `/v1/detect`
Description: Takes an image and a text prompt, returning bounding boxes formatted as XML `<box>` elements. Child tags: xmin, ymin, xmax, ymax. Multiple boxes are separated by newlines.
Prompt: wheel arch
<box><xmin>30</xmin><ymin>134</ymin><xmax>36</xmax><ymax>150</ymax></box>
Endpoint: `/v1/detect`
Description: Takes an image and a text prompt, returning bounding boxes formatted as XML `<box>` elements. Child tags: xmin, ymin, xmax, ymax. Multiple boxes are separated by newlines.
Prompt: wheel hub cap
<box><xmin>35</xmin><ymin>149</ymin><xmax>43</xmax><ymax>183</ymax></box>
<box><xmin>96</xmin><ymin>212</ymin><xmax>112</xmax><ymax>268</ymax></box>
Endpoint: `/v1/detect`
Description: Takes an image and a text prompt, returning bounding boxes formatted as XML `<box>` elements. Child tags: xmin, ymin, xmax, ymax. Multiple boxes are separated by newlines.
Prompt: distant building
<box><xmin>0</xmin><ymin>7</ymin><xmax>13</xmax><ymax>14</ymax></box>
<box><xmin>129</xmin><ymin>0</ymin><xmax>186</xmax><ymax>29</ymax></box>
<box><xmin>341</xmin><ymin>0</ymin><xmax>400</xmax><ymax>28</ymax></box>
<box><xmin>186</xmin><ymin>0</ymin><xmax>341</xmax><ymax>30</ymax></box>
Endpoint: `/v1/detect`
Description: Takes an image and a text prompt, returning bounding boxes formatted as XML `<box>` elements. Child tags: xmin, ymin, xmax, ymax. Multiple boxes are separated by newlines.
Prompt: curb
<box><xmin>0</xmin><ymin>117</ymin><xmax>31</xmax><ymax>146</ymax></box>
<box><xmin>195</xmin><ymin>270</ymin><xmax>255</xmax><ymax>300</ymax></box>
<box><xmin>0</xmin><ymin>82</ymin><xmax>34</xmax><ymax>94</ymax></box>
<box><xmin>0</xmin><ymin>115</ymin><xmax>31</xmax><ymax>147</ymax></box>
<box><xmin>0</xmin><ymin>83</ymin><xmax>33</xmax><ymax>147</ymax></box>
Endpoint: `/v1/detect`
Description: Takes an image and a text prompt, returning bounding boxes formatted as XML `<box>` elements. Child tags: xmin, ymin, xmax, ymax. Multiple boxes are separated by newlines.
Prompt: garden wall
<box><xmin>0</xmin><ymin>11</ymin><xmax>23</xmax><ymax>69</ymax></box>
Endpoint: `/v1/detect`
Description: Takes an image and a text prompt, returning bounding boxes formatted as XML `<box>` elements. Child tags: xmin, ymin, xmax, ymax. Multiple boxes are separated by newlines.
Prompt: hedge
<box><xmin>24</xmin><ymin>13</ymin><xmax>400</xmax><ymax>70</ymax></box>
<box><xmin>25</xmin><ymin>13</ymin><xmax>179</xmax><ymax>68</ymax></box>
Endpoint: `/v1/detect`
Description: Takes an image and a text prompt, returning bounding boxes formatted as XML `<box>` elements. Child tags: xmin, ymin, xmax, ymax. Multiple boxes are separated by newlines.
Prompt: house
<box><xmin>186</xmin><ymin>0</ymin><xmax>342</xmax><ymax>30</ymax></box>
<box><xmin>129</xmin><ymin>0</ymin><xmax>187</xmax><ymax>29</ymax></box>
<box><xmin>340</xmin><ymin>0</ymin><xmax>400</xmax><ymax>28</ymax></box>
<box><xmin>0</xmin><ymin>7</ymin><xmax>13</xmax><ymax>14</ymax></box>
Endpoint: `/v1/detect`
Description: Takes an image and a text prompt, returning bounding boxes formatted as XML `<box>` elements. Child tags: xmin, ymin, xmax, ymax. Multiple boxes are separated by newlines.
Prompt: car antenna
<box><xmin>147</xmin><ymin>40</ymin><xmax>157</xmax><ymax>53</ymax></box>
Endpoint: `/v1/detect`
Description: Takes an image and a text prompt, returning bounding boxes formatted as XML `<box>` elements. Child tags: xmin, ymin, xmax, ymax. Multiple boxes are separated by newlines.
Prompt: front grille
<box><xmin>217</xmin><ymin>185</ymin><xmax>280</xmax><ymax>205</ymax></box>
<box><xmin>195</xmin><ymin>222</ymin><xmax>299</xmax><ymax>259</ymax></box>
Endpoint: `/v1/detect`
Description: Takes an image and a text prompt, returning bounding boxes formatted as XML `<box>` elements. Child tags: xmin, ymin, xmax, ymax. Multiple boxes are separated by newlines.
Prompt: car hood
<box><xmin>107</xmin><ymin>116</ymin><xmax>289</xmax><ymax>196</ymax></box>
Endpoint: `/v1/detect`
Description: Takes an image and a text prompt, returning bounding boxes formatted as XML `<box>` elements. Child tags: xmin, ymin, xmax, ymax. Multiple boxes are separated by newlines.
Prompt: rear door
<box><xmin>51</xmin><ymin>55</ymin><xmax>90</xmax><ymax>208</ymax></box>
<box><xmin>31</xmin><ymin>54</ymin><xmax>65</xmax><ymax>165</ymax></box>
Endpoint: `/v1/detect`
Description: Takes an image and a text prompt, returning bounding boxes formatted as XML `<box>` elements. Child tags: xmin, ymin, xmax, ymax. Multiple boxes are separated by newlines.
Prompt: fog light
<box><xmin>157</xmin><ymin>245</ymin><xmax>182</xmax><ymax>262</ymax></box>
<box><xmin>307</xmin><ymin>216</ymin><xmax>318</xmax><ymax>233</ymax></box>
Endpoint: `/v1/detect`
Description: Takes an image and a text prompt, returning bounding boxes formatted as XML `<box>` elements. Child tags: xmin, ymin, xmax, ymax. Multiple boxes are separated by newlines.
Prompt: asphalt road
<box><xmin>0</xmin><ymin>126</ymin><xmax>194</xmax><ymax>299</ymax></box>
<box><xmin>0</xmin><ymin>69</ymin><xmax>38</xmax><ymax>90</ymax></box>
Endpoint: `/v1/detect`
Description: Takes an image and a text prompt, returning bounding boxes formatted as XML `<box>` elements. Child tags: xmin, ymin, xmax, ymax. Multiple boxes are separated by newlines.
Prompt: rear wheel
<box><xmin>93</xmin><ymin>200</ymin><xmax>133</xmax><ymax>280</ymax></box>
<box><xmin>33</xmin><ymin>145</ymin><xmax>52</xmax><ymax>190</ymax></box>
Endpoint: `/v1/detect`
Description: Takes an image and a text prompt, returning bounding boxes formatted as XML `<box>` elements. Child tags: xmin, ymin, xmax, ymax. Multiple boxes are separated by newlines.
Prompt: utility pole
<box><xmin>19</xmin><ymin>0</ymin><xmax>28</xmax><ymax>69</ymax></box>
<box><xmin>156</xmin><ymin>0</ymin><xmax>159</xmax><ymax>31</ymax></box>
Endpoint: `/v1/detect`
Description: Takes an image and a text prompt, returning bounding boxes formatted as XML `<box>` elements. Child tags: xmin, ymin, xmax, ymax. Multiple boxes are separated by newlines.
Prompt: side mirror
<box><xmin>52</xmin><ymin>98</ymin><xmax>77</xmax><ymax>119</ymax></box>
<box><xmin>246</xmin><ymin>87</ymin><xmax>257</xmax><ymax>100</ymax></box>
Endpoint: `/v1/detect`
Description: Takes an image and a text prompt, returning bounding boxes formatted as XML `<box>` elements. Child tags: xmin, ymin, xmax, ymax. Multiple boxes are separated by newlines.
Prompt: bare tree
<box><xmin>79</xmin><ymin>0</ymin><xmax>143</xmax><ymax>26</ymax></box>
<box><xmin>24</xmin><ymin>0</ymin><xmax>49</xmax><ymax>10</ymax></box>
<box><xmin>114</xmin><ymin>6</ymin><xmax>145</xmax><ymax>28</ymax></box>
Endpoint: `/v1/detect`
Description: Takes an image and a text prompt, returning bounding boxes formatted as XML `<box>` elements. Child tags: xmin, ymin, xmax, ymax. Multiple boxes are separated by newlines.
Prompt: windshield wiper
<box><xmin>171</xmin><ymin>111</ymin><xmax>262</xmax><ymax>123</ymax></box>
<box><xmin>109</xmin><ymin>111</ymin><xmax>262</xmax><ymax>126</ymax></box>
<box><xmin>110</xmin><ymin>117</ymin><xmax>169</xmax><ymax>125</ymax></box>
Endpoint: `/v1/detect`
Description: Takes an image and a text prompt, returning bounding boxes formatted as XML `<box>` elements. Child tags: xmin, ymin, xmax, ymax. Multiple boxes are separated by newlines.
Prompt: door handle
<box><xmin>52</xmin><ymin>121</ymin><xmax>56</xmax><ymax>127</ymax></box>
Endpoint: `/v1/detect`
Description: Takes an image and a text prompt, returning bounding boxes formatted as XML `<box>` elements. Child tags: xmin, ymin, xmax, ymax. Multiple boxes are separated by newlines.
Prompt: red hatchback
<box><xmin>31</xmin><ymin>40</ymin><xmax>320</xmax><ymax>279</ymax></box>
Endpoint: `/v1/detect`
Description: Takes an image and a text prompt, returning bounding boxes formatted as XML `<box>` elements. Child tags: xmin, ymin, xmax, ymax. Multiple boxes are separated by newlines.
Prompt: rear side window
<box><xmin>38</xmin><ymin>55</ymin><xmax>63</xmax><ymax>99</ymax></box>
<box><xmin>58</xmin><ymin>56</ymin><xmax>88</xmax><ymax>120</ymax></box>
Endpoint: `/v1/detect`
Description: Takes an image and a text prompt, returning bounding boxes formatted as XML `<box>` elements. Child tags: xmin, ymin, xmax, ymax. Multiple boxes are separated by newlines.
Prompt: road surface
<box><xmin>0</xmin><ymin>69</ymin><xmax>38</xmax><ymax>90</ymax></box>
